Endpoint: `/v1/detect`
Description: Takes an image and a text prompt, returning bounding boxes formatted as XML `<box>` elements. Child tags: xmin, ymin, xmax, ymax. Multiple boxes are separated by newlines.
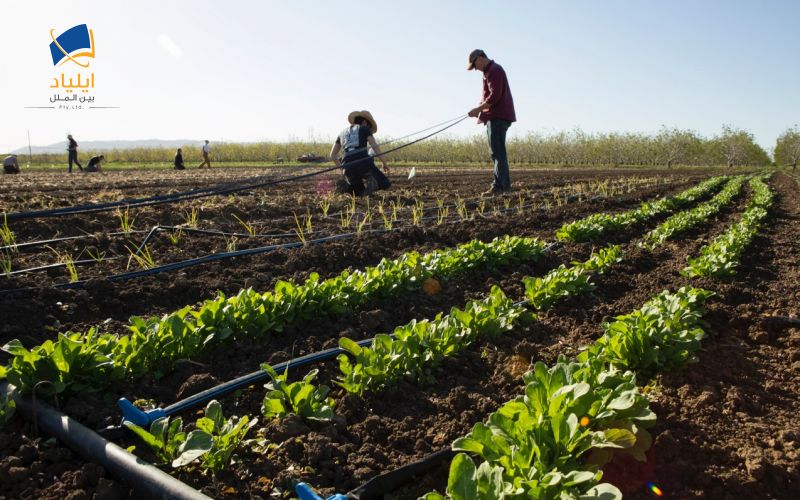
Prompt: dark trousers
<box><xmin>487</xmin><ymin>119</ymin><xmax>512</xmax><ymax>191</ymax></box>
<box><xmin>369</xmin><ymin>164</ymin><xmax>391</xmax><ymax>190</ymax></box>
<box><xmin>342</xmin><ymin>156</ymin><xmax>372</xmax><ymax>196</ymax></box>
<box><xmin>68</xmin><ymin>150</ymin><xmax>82</xmax><ymax>173</ymax></box>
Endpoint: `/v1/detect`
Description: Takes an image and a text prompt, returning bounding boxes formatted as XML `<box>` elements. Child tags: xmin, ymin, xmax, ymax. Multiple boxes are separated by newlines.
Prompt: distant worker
<box><xmin>3</xmin><ymin>155</ymin><xmax>20</xmax><ymax>174</ymax></box>
<box><xmin>174</xmin><ymin>148</ymin><xmax>185</xmax><ymax>170</ymax></box>
<box><xmin>198</xmin><ymin>140</ymin><xmax>211</xmax><ymax>168</ymax></box>
<box><xmin>466</xmin><ymin>49</ymin><xmax>516</xmax><ymax>195</ymax></box>
<box><xmin>85</xmin><ymin>154</ymin><xmax>105</xmax><ymax>173</ymax></box>
<box><xmin>330</xmin><ymin>110</ymin><xmax>391</xmax><ymax>196</ymax></box>
<box><xmin>67</xmin><ymin>134</ymin><xmax>83</xmax><ymax>173</ymax></box>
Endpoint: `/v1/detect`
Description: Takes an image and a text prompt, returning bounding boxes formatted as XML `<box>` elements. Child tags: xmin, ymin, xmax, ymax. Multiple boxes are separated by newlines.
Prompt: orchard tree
<box><xmin>774</xmin><ymin>126</ymin><xmax>800</xmax><ymax>170</ymax></box>
<box><xmin>656</xmin><ymin>127</ymin><xmax>702</xmax><ymax>168</ymax></box>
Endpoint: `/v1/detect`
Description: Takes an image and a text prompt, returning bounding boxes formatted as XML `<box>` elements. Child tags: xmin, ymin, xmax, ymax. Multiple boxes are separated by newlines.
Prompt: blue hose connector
<box><xmin>117</xmin><ymin>398</ymin><xmax>167</xmax><ymax>427</ymax></box>
<box><xmin>295</xmin><ymin>482</ymin><xmax>347</xmax><ymax>500</ymax></box>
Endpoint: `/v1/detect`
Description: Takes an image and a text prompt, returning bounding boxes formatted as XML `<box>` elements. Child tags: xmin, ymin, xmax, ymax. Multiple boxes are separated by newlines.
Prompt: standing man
<box><xmin>3</xmin><ymin>154</ymin><xmax>20</xmax><ymax>174</ymax></box>
<box><xmin>198</xmin><ymin>140</ymin><xmax>211</xmax><ymax>168</ymax></box>
<box><xmin>67</xmin><ymin>134</ymin><xmax>83</xmax><ymax>173</ymax></box>
<box><xmin>467</xmin><ymin>49</ymin><xmax>516</xmax><ymax>194</ymax></box>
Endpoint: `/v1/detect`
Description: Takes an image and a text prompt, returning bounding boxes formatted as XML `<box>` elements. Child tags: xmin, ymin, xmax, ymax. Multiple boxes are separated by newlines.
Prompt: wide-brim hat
<box><xmin>348</xmin><ymin>110</ymin><xmax>378</xmax><ymax>133</ymax></box>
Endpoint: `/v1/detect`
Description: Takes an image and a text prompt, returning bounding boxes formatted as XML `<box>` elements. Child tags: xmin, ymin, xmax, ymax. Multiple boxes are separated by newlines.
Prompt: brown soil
<box><xmin>6</xmin><ymin>167</ymin><xmax>792</xmax><ymax>500</ymax></box>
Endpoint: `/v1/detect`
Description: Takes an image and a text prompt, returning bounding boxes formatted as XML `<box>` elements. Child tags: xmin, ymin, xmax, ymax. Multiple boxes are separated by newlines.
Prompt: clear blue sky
<box><xmin>2</xmin><ymin>0</ymin><xmax>798</xmax><ymax>154</ymax></box>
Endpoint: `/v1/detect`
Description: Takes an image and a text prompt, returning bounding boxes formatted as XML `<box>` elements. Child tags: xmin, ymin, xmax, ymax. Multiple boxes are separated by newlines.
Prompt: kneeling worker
<box><xmin>330</xmin><ymin>110</ymin><xmax>390</xmax><ymax>196</ymax></box>
<box><xmin>174</xmin><ymin>148</ymin><xmax>185</xmax><ymax>170</ymax></box>
<box><xmin>3</xmin><ymin>155</ymin><xmax>20</xmax><ymax>174</ymax></box>
<box><xmin>85</xmin><ymin>154</ymin><xmax>105</xmax><ymax>172</ymax></box>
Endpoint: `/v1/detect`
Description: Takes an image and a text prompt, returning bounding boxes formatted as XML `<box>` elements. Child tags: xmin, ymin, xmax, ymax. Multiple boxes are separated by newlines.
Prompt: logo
<box><xmin>23</xmin><ymin>24</ymin><xmax>118</xmax><ymax>110</ymax></box>
<box><xmin>49</xmin><ymin>24</ymin><xmax>95</xmax><ymax>67</ymax></box>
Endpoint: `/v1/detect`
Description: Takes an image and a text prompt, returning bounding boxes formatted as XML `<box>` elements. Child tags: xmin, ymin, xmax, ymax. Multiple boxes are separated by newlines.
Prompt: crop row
<box><xmin>119</xmin><ymin>245</ymin><xmax>624</xmax><ymax>476</ymax></box>
<box><xmin>336</xmin><ymin>246</ymin><xmax>623</xmax><ymax>397</ymax></box>
<box><xmin>425</xmin><ymin>286</ymin><xmax>714</xmax><ymax>500</ymax></box>
<box><xmin>556</xmin><ymin>176</ymin><xmax>727</xmax><ymax>242</ymax></box>
<box><xmin>639</xmin><ymin>175</ymin><xmax>746</xmax><ymax>249</ymax></box>
<box><xmin>682</xmin><ymin>176</ymin><xmax>774</xmax><ymax>278</ymax></box>
<box><xmin>0</xmin><ymin>235</ymin><xmax>548</xmax><ymax>396</ymax></box>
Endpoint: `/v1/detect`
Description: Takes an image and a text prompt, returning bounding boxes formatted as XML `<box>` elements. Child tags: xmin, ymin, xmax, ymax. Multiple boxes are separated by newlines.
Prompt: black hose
<box><xmin>6</xmin><ymin>116</ymin><xmax>468</xmax><ymax>221</ymax></box>
<box><xmin>1</xmin><ymin>381</ymin><xmax>211</xmax><ymax>500</ymax></box>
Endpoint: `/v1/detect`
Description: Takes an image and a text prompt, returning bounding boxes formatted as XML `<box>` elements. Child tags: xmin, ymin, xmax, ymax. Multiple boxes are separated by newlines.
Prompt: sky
<box><xmin>1</xmin><ymin>0</ymin><xmax>798</xmax><ymax>154</ymax></box>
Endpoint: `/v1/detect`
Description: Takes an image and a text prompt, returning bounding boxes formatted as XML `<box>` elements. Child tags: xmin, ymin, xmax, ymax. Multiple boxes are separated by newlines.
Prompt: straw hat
<box><xmin>348</xmin><ymin>110</ymin><xmax>378</xmax><ymax>133</ymax></box>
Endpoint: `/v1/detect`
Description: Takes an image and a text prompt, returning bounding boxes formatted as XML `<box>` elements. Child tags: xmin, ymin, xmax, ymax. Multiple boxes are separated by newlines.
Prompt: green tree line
<box><xmin>22</xmin><ymin>125</ymin><xmax>779</xmax><ymax>167</ymax></box>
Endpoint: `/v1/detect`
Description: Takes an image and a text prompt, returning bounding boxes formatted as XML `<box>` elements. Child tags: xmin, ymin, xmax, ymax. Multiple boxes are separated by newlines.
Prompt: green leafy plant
<box><xmin>1</xmin><ymin>330</ymin><xmax>125</xmax><ymax>396</ymax></box>
<box><xmin>337</xmin><ymin>287</ymin><xmax>530</xmax><ymax>395</ymax></box>
<box><xmin>683</xmin><ymin>176</ymin><xmax>773</xmax><ymax>278</ymax></box>
<box><xmin>124</xmin><ymin>416</ymin><xmax>212</xmax><ymax>467</ymax></box>
<box><xmin>0</xmin><ymin>390</ymin><xmax>16</xmax><ymax>428</ymax></box>
<box><xmin>1</xmin><ymin>235</ymin><xmax>547</xmax><ymax>394</ymax></box>
<box><xmin>581</xmin><ymin>287</ymin><xmax>714</xmax><ymax>378</ymax></box>
<box><xmin>641</xmin><ymin>176</ymin><xmax>746</xmax><ymax>249</ymax></box>
<box><xmin>196</xmin><ymin>400</ymin><xmax>257</xmax><ymax>474</ymax></box>
<box><xmin>557</xmin><ymin>176</ymin><xmax>728</xmax><ymax>242</ymax></box>
<box><xmin>261</xmin><ymin>365</ymin><xmax>334</xmax><ymax>420</ymax></box>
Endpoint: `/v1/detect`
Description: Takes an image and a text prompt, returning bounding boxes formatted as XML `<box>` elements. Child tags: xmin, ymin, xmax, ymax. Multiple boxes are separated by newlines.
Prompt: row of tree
<box><xmin>25</xmin><ymin>125</ymin><xmax>793</xmax><ymax>168</ymax></box>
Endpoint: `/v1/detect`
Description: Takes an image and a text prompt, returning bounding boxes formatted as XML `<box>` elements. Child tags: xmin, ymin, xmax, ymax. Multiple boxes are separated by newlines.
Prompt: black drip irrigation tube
<box><xmin>1</xmin><ymin>176</ymin><xmax>673</xmax><ymax>254</ymax></box>
<box><xmin>0</xmin><ymin>192</ymin><xmax>594</xmax><ymax>294</ymax></box>
<box><xmin>5</xmin><ymin>116</ymin><xmax>469</xmax><ymax>222</ymax></box>
<box><xmin>0</xmin><ymin>381</ymin><xmax>211</xmax><ymax>500</ymax></box>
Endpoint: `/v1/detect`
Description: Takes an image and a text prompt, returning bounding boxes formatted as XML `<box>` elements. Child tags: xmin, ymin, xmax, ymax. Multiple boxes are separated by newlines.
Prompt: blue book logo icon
<box><xmin>50</xmin><ymin>24</ymin><xmax>95</xmax><ymax>67</ymax></box>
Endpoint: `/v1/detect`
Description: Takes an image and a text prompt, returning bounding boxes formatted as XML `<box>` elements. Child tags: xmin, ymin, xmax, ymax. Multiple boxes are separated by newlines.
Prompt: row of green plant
<box><xmin>639</xmin><ymin>175</ymin><xmax>746</xmax><ymax>249</ymax></box>
<box><xmin>556</xmin><ymin>176</ymin><xmax>728</xmax><ymax>242</ymax></box>
<box><xmin>0</xmin><ymin>236</ymin><xmax>548</xmax><ymax>396</ymax></box>
<box><xmin>336</xmin><ymin>246</ymin><xmax>623</xmax><ymax>397</ymax></box>
<box><xmin>426</xmin><ymin>286</ymin><xmax>714</xmax><ymax>500</ymax></box>
<box><xmin>682</xmin><ymin>176</ymin><xmax>774</xmax><ymax>278</ymax></box>
<box><xmin>118</xmin><ymin>246</ymin><xmax>625</xmax><ymax>476</ymax></box>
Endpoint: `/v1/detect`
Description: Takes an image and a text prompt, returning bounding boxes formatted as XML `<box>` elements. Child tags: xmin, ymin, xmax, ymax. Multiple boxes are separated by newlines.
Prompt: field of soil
<box><xmin>2</xmin><ymin>166</ymin><xmax>797</xmax><ymax>500</ymax></box>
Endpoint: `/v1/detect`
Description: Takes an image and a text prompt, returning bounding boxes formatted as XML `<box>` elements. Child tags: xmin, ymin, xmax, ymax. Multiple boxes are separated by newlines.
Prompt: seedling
<box><xmin>412</xmin><ymin>200</ymin><xmax>424</xmax><ymax>226</ymax></box>
<box><xmin>319</xmin><ymin>196</ymin><xmax>332</xmax><ymax>217</ymax></box>
<box><xmin>232</xmin><ymin>214</ymin><xmax>256</xmax><ymax>237</ymax></box>
<box><xmin>47</xmin><ymin>246</ymin><xmax>79</xmax><ymax>282</ymax></box>
<box><xmin>0</xmin><ymin>250</ymin><xmax>11</xmax><ymax>277</ymax></box>
<box><xmin>124</xmin><ymin>416</ymin><xmax>212</xmax><ymax>468</ymax></box>
<box><xmin>126</xmin><ymin>244</ymin><xmax>156</xmax><ymax>270</ymax></box>
<box><xmin>182</xmin><ymin>208</ymin><xmax>199</xmax><ymax>228</ymax></box>
<box><xmin>357</xmin><ymin>211</ymin><xmax>371</xmax><ymax>235</ymax></box>
<box><xmin>293</xmin><ymin>212</ymin><xmax>308</xmax><ymax>245</ymax></box>
<box><xmin>0</xmin><ymin>214</ymin><xmax>16</xmax><ymax>252</ymax></box>
<box><xmin>167</xmin><ymin>229</ymin><xmax>183</xmax><ymax>246</ymax></box>
<box><xmin>86</xmin><ymin>247</ymin><xmax>107</xmax><ymax>263</ymax></box>
<box><xmin>261</xmin><ymin>364</ymin><xmax>334</xmax><ymax>420</ymax></box>
<box><xmin>436</xmin><ymin>205</ymin><xmax>449</xmax><ymax>225</ymax></box>
<box><xmin>117</xmin><ymin>207</ymin><xmax>135</xmax><ymax>234</ymax></box>
<box><xmin>196</xmin><ymin>400</ymin><xmax>257</xmax><ymax>474</ymax></box>
<box><xmin>225</xmin><ymin>236</ymin><xmax>238</xmax><ymax>252</ymax></box>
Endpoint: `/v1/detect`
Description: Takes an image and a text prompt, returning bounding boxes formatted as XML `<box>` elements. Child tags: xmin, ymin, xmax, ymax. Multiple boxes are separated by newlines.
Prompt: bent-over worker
<box><xmin>330</xmin><ymin>110</ymin><xmax>391</xmax><ymax>196</ymax></box>
<box><xmin>85</xmin><ymin>154</ymin><xmax>105</xmax><ymax>173</ymax></box>
<box><xmin>3</xmin><ymin>155</ymin><xmax>20</xmax><ymax>174</ymax></box>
